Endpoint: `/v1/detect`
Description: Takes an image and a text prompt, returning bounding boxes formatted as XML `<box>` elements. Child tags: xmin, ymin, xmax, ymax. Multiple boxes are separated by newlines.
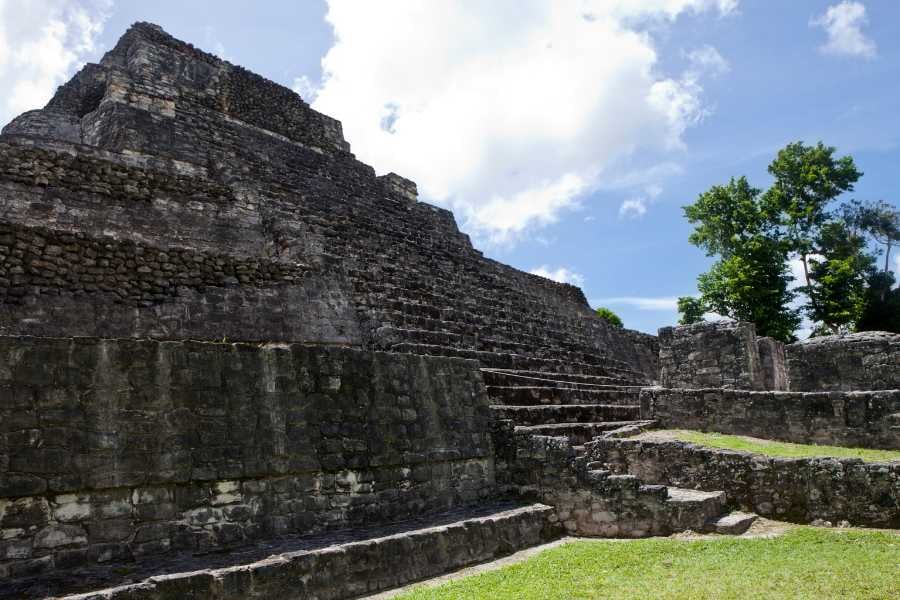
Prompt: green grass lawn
<box><xmin>650</xmin><ymin>430</ymin><xmax>900</xmax><ymax>462</ymax></box>
<box><xmin>396</xmin><ymin>528</ymin><xmax>899</xmax><ymax>600</ymax></box>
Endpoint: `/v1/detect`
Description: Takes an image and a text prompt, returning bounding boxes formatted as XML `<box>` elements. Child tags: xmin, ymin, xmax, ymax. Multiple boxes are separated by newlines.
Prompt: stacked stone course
<box><xmin>786</xmin><ymin>331</ymin><xmax>900</xmax><ymax>392</ymax></box>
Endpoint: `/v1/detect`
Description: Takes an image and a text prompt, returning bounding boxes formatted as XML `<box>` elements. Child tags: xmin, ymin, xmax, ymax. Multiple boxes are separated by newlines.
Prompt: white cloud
<box><xmin>0</xmin><ymin>0</ymin><xmax>109</xmax><ymax>126</ymax></box>
<box><xmin>594</xmin><ymin>296</ymin><xmax>681</xmax><ymax>311</ymax></box>
<box><xmin>530</xmin><ymin>265</ymin><xmax>585</xmax><ymax>287</ymax></box>
<box><xmin>202</xmin><ymin>26</ymin><xmax>231</xmax><ymax>62</ymax></box>
<box><xmin>313</xmin><ymin>1</ymin><xmax>734</xmax><ymax>244</ymax></box>
<box><xmin>811</xmin><ymin>1</ymin><xmax>876</xmax><ymax>59</ymax></box>
<box><xmin>292</xmin><ymin>75</ymin><xmax>320</xmax><ymax>103</ymax></box>
<box><xmin>618</xmin><ymin>183</ymin><xmax>665</xmax><ymax>219</ymax></box>
<box><xmin>619</xmin><ymin>198</ymin><xmax>648</xmax><ymax>219</ymax></box>
<box><xmin>687</xmin><ymin>44</ymin><xmax>729</xmax><ymax>76</ymax></box>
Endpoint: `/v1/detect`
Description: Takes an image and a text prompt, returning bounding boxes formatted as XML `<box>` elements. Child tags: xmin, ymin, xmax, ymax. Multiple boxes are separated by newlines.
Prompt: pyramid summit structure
<box><xmin>0</xmin><ymin>21</ymin><xmax>658</xmax><ymax>379</ymax></box>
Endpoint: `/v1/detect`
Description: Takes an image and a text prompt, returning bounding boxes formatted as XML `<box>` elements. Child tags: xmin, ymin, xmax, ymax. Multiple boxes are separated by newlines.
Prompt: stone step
<box><xmin>664</xmin><ymin>488</ymin><xmax>727</xmax><ymax>533</ymax></box>
<box><xmin>490</xmin><ymin>404</ymin><xmax>641</xmax><ymax>425</ymax></box>
<box><xmin>33</xmin><ymin>503</ymin><xmax>558</xmax><ymax>600</ymax></box>
<box><xmin>480</xmin><ymin>368</ymin><xmax>644</xmax><ymax>389</ymax></box>
<box><xmin>368</xmin><ymin>307</ymin><xmax>615</xmax><ymax>354</ymax></box>
<box><xmin>358</xmin><ymin>274</ymin><xmax>587</xmax><ymax>318</ymax></box>
<box><xmin>514</xmin><ymin>421</ymin><xmax>642</xmax><ymax>445</ymax></box>
<box><xmin>375</xmin><ymin>325</ymin><xmax>545</xmax><ymax>356</ymax></box>
<box><xmin>361</xmin><ymin>286</ymin><xmax>588</xmax><ymax>330</ymax></box>
<box><xmin>389</xmin><ymin>344</ymin><xmax>636</xmax><ymax>379</ymax></box>
<box><xmin>486</xmin><ymin>385</ymin><xmax>642</xmax><ymax>406</ymax></box>
<box><xmin>363</xmin><ymin>298</ymin><xmax>644</xmax><ymax>373</ymax></box>
<box><xmin>707</xmin><ymin>511</ymin><xmax>758</xmax><ymax>535</ymax></box>
<box><xmin>382</xmin><ymin>328</ymin><xmax>643</xmax><ymax>376</ymax></box>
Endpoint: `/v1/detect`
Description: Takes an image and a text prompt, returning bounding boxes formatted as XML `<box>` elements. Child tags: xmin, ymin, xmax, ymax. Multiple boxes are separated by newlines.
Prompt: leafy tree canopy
<box><xmin>676</xmin><ymin>296</ymin><xmax>705</xmax><ymax>325</ymax></box>
<box><xmin>594</xmin><ymin>307</ymin><xmax>623</xmax><ymax>328</ymax></box>
<box><xmin>680</xmin><ymin>141</ymin><xmax>886</xmax><ymax>341</ymax></box>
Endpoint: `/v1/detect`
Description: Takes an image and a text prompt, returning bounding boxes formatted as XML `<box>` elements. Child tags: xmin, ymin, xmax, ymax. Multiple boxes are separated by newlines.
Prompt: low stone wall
<box><xmin>19</xmin><ymin>503</ymin><xmax>558</xmax><ymax>600</ymax></box>
<box><xmin>640</xmin><ymin>387</ymin><xmax>900</xmax><ymax>450</ymax></box>
<box><xmin>494</xmin><ymin>424</ymin><xmax>682</xmax><ymax>538</ymax></box>
<box><xmin>786</xmin><ymin>331</ymin><xmax>900</xmax><ymax>392</ymax></box>
<box><xmin>0</xmin><ymin>337</ymin><xmax>495</xmax><ymax>581</ymax></box>
<box><xmin>658</xmin><ymin>321</ymin><xmax>765</xmax><ymax>390</ymax></box>
<box><xmin>589</xmin><ymin>438</ymin><xmax>899</xmax><ymax>527</ymax></box>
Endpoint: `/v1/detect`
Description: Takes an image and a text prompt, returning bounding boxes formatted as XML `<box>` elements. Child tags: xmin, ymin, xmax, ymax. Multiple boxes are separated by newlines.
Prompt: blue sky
<box><xmin>1</xmin><ymin>1</ymin><xmax>897</xmax><ymax>334</ymax></box>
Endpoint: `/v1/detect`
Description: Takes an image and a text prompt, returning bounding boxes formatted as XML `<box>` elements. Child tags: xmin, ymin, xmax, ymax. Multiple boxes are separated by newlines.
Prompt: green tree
<box><xmin>696</xmin><ymin>244</ymin><xmax>800</xmax><ymax>342</ymax></box>
<box><xmin>683</xmin><ymin>141</ymin><xmax>871</xmax><ymax>340</ymax></box>
<box><xmin>856</xmin><ymin>271</ymin><xmax>900</xmax><ymax>333</ymax></box>
<box><xmin>805</xmin><ymin>221</ymin><xmax>872</xmax><ymax>333</ymax></box>
<box><xmin>840</xmin><ymin>200</ymin><xmax>900</xmax><ymax>332</ymax></box>
<box><xmin>676</xmin><ymin>296</ymin><xmax>705</xmax><ymax>325</ymax></box>
<box><xmin>763</xmin><ymin>142</ymin><xmax>862</xmax><ymax>308</ymax></box>
<box><xmin>844</xmin><ymin>199</ymin><xmax>900</xmax><ymax>280</ymax></box>
<box><xmin>594</xmin><ymin>307</ymin><xmax>623</xmax><ymax>328</ymax></box>
<box><xmin>685</xmin><ymin>177</ymin><xmax>777</xmax><ymax>257</ymax></box>
<box><xmin>683</xmin><ymin>177</ymin><xmax>798</xmax><ymax>341</ymax></box>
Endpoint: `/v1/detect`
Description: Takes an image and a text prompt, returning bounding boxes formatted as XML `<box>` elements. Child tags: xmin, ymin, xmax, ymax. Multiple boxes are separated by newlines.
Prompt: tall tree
<box><xmin>844</xmin><ymin>200</ymin><xmax>900</xmax><ymax>332</ymax></box>
<box><xmin>682</xmin><ymin>142</ymin><xmax>869</xmax><ymax>340</ymax></box>
<box><xmin>696</xmin><ymin>243</ymin><xmax>800</xmax><ymax>342</ymax></box>
<box><xmin>805</xmin><ymin>221</ymin><xmax>872</xmax><ymax>333</ymax></box>
<box><xmin>856</xmin><ymin>271</ymin><xmax>900</xmax><ymax>333</ymax></box>
<box><xmin>844</xmin><ymin>200</ymin><xmax>900</xmax><ymax>279</ymax></box>
<box><xmin>682</xmin><ymin>177</ymin><xmax>799</xmax><ymax>341</ymax></box>
<box><xmin>763</xmin><ymin>141</ymin><xmax>862</xmax><ymax>315</ymax></box>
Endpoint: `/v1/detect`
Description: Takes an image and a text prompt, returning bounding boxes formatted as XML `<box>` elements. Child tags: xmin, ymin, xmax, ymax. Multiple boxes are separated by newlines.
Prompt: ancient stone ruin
<box><xmin>0</xmin><ymin>23</ymin><xmax>897</xmax><ymax>599</ymax></box>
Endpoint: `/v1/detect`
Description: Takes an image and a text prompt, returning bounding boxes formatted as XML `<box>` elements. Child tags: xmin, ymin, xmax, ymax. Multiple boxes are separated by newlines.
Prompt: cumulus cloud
<box><xmin>687</xmin><ymin>45</ymin><xmax>729</xmax><ymax>76</ymax></box>
<box><xmin>619</xmin><ymin>198</ymin><xmax>648</xmax><ymax>219</ymax></box>
<box><xmin>811</xmin><ymin>1</ymin><xmax>876</xmax><ymax>59</ymax></box>
<box><xmin>312</xmin><ymin>0</ymin><xmax>735</xmax><ymax>244</ymax></box>
<box><xmin>530</xmin><ymin>265</ymin><xmax>585</xmax><ymax>287</ymax></box>
<box><xmin>0</xmin><ymin>0</ymin><xmax>109</xmax><ymax>126</ymax></box>
<box><xmin>619</xmin><ymin>183</ymin><xmax>664</xmax><ymax>219</ymax></box>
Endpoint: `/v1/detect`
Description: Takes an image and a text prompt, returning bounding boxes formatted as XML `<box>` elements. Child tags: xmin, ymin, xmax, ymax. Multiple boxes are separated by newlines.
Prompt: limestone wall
<box><xmin>786</xmin><ymin>331</ymin><xmax>900</xmax><ymax>392</ymax></box>
<box><xmin>589</xmin><ymin>438</ymin><xmax>899</xmax><ymax>528</ymax></box>
<box><xmin>640</xmin><ymin>387</ymin><xmax>900</xmax><ymax>449</ymax></box>
<box><xmin>658</xmin><ymin>321</ymin><xmax>765</xmax><ymax>390</ymax></box>
<box><xmin>0</xmin><ymin>337</ymin><xmax>496</xmax><ymax>579</ymax></box>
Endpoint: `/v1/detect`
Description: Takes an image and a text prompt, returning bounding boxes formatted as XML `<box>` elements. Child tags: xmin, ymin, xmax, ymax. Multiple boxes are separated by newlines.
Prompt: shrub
<box><xmin>594</xmin><ymin>307</ymin><xmax>623</xmax><ymax>328</ymax></box>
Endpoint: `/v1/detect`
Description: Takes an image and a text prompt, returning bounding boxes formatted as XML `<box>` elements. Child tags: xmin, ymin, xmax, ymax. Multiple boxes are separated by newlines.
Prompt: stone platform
<box><xmin>3</xmin><ymin>502</ymin><xmax>556</xmax><ymax>600</ymax></box>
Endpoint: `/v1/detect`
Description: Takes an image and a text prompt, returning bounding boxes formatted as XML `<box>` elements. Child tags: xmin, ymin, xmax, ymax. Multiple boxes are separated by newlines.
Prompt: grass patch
<box><xmin>396</xmin><ymin>528</ymin><xmax>899</xmax><ymax>600</ymax></box>
<box><xmin>654</xmin><ymin>430</ymin><xmax>900</xmax><ymax>462</ymax></box>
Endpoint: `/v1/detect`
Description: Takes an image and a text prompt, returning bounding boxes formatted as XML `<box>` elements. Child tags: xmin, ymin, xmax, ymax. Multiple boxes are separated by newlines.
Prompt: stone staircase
<box><xmin>346</xmin><ymin>252</ymin><xmax>656</xmax><ymax>384</ymax></box>
<box><xmin>484</xmin><ymin>367</ymin><xmax>758</xmax><ymax>537</ymax></box>
<box><xmin>482</xmin><ymin>367</ymin><xmax>652</xmax><ymax>449</ymax></box>
<box><xmin>581</xmin><ymin>463</ymin><xmax>758</xmax><ymax>536</ymax></box>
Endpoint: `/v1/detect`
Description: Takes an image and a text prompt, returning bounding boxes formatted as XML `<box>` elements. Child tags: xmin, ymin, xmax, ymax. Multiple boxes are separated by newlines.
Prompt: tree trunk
<box><xmin>883</xmin><ymin>242</ymin><xmax>893</xmax><ymax>302</ymax></box>
<box><xmin>801</xmin><ymin>252</ymin><xmax>820</xmax><ymax>315</ymax></box>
